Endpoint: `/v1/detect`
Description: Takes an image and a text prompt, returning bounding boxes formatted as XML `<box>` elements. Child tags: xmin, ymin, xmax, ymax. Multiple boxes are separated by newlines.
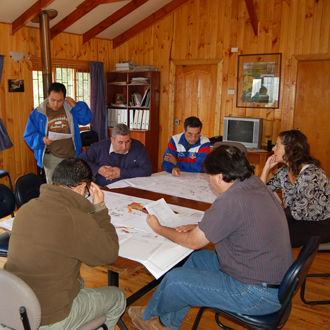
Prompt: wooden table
<box><xmin>102</xmin><ymin>186</ymin><xmax>212</xmax><ymax>329</ymax></box>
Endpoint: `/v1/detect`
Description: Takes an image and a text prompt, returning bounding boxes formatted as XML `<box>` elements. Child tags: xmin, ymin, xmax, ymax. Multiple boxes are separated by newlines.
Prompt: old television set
<box><xmin>223</xmin><ymin>117</ymin><xmax>263</xmax><ymax>149</ymax></box>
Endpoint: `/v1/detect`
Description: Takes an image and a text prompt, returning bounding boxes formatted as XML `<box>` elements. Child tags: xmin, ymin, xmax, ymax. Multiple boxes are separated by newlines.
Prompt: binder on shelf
<box><xmin>108</xmin><ymin>108</ymin><xmax>111</xmax><ymax>127</ymax></box>
<box><xmin>122</xmin><ymin>109</ymin><xmax>128</xmax><ymax>125</ymax></box>
<box><xmin>141</xmin><ymin>88</ymin><xmax>150</xmax><ymax>107</ymax></box>
<box><xmin>133</xmin><ymin>110</ymin><xmax>139</xmax><ymax>129</ymax></box>
<box><xmin>141</xmin><ymin>110</ymin><xmax>150</xmax><ymax>130</ymax></box>
<box><xmin>129</xmin><ymin>109</ymin><xmax>134</xmax><ymax>129</ymax></box>
<box><xmin>137</xmin><ymin>109</ymin><xmax>143</xmax><ymax>129</ymax></box>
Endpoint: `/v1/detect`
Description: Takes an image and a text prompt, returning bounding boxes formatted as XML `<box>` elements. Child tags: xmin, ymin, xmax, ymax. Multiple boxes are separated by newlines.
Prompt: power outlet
<box><xmin>228</xmin><ymin>89</ymin><xmax>235</xmax><ymax>94</ymax></box>
<box><xmin>174</xmin><ymin>119</ymin><xmax>180</xmax><ymax>125</ymax></box>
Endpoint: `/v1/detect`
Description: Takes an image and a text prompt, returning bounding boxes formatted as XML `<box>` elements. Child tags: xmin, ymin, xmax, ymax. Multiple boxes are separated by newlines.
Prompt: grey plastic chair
<box><xmin>0</xmin><ymin>268</ymin><xmax>108</xmax><ymax>330</ymax></box>
<box><xmin>0</xmin><ymin>268</ymin><xmax>41</xmax><ymax>330</ymax></box>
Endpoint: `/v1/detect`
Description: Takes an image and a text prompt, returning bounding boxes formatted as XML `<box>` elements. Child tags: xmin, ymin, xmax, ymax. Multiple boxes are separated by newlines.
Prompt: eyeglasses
<box><xmin>85</xmin><ymin>185</ymin><xmax>90</xmax><ymax>198</ymax></box>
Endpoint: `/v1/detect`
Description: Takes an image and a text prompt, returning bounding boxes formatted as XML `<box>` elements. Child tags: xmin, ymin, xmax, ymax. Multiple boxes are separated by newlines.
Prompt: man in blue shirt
<box><xmin>162</xmin><ymin>117</ymin><xmax>210</xmax><ymax>176</ymax></box>
<box><xmin>79</xmin><ymin>124</ymin><xmax>152</xmax><ymax>187</ymax></box>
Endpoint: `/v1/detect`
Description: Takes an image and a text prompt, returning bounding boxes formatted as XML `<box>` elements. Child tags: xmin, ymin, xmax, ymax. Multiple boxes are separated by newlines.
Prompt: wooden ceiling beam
<box><xmin>113</xmin><ymin>0</ymin><xmax>190</xmax><ymax>48</ymax></box>
<box><xmin>51</xmin><ymin>0</ymin><xmax>126</xmax><ymax>39</ymax></box>
<box><xmin>244</xmin><ymin>0</ymin><xmax>258</xmax><ymax>36</ymax></box>
<box><xmin>51</xmin><ymin>1</ymin><xmax>98</xmax><ymax>39</ymax></box>
<box><xmin>83</xmin><ymin>0</ymin><xmax>149</xmax><ymax>44</ymax></box>
<box><xmin>11</xmin><ymin>0</ymin><xmax>56</xmax><ymax>35</ymax></box>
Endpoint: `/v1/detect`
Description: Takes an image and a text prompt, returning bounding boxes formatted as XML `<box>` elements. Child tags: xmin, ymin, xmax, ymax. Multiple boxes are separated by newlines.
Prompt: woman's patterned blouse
<box><xmin>267</xmin><ymin>164</ymin><xmax>330</xmax><ymax>221</ymax></box>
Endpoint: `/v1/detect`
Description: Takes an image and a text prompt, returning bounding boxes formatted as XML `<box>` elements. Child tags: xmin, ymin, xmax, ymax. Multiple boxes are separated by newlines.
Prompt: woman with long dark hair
<box><xmin>261</xmin><ymin>130</ymin><xmax>330</xmax><ymax>247</ymax></box>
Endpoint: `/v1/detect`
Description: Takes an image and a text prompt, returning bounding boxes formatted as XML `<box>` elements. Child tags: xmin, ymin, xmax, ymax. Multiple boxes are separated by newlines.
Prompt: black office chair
<box><xmin>0</xmin><ymin>183</ymin><xmax>16</xmax><ymax>257</ymax></box>
<box><xmin>191</xmin><ymin>236</ymin><xmax>320</xmax><ymax>330</ymax></box>
<box><xmin>213</xmin><ymin>141</ymin><xmax>248</xmax><ymax>157</ymax></box>
<box><xmin>15</xmin><ymin>173</ymin><xmax>43</xmax><ymax>209</ymax></box>
<box><xmin>80</xmin><ymin>130</ymin><xmax>99</xmax><ymax>147</ymax></box>
<box><xmin>0</xmin><ymin>169</ymin><xmax>14</xmax><ymax>192</ymax></box>
<box><xmin>300</xmin><ymin>241</ymin><xmax>330</xmax><ymax>305</ymax></box>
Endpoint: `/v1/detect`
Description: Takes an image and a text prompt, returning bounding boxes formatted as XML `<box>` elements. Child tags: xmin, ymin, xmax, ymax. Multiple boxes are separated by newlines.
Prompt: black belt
<box><xmin>45</xmin><ymin>149</ymin><xmax>50</xmax><ymax>154</ymax></box>
<box><xmin>257</xmin><ymin>283</ymin><xmax>280</xmax><ymax>289</ymax></box>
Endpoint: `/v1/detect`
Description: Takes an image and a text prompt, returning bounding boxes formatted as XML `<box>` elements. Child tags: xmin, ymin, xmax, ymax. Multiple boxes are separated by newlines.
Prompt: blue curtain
<box><xmin>90</xmin><ymin>62</ymin><xmax>108</xmax><ymax>141</ymax></box>
<box><xmin>0</xmin><ymin>55</ymin><xmax>13</xmax><ymax>151</ymax></box>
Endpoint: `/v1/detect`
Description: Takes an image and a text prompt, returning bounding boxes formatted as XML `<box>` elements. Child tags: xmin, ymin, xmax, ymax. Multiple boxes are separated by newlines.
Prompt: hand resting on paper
<box><xmin>171</xmin><ymin>167</ymin><xmax>181</xmax><ymax>177</ymax></box>
<box><xmin>146</xmin><ymin>214</ymin><xmax>162</xmax><ymax>232</ymax></box>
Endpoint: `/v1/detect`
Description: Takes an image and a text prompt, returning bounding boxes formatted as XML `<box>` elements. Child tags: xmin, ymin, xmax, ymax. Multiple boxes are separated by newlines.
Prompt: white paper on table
<box><xmin>48</xmin><ymin>132</ymin><xmax>73</xmax><ymax>141</ymax></box>
<box><xmin>107</xmin><ymin>171</ymin><xmax>218</xmax><ymax>204</ymax></box>
<box><xmin>144</xmin><ymin>198</ymin><xmax>180</xmax><ymax>227</ymax></box>
<box><xmin>0</xmin><ymin>217</ymin><xmax>14</xmax><ymax>231</ymax></box>
<box><xmin>103</xmin><ymin>190</ymin><xmax>204</xmax><ymax>278</ymax></box>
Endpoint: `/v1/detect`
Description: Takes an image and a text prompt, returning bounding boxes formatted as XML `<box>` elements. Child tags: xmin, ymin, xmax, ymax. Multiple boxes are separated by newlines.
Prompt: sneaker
<box><xmin>128</xmin><ymin>306</ymin><xmax>167</xmax><ymax>330</ymax></box>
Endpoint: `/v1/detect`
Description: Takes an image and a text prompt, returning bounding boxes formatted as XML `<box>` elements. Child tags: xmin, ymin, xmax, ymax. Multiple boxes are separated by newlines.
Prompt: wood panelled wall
<box><xmin>0</xmin><ymin>0</ymin><xmax>329</xmax><ymax>186</ymax></box>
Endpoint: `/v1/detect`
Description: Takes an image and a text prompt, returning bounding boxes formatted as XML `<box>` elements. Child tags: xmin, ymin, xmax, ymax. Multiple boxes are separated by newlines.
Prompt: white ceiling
<box><xmin>0</xmin><ymin>0</ymin><xmax>173</xmax><ymax>40</ymax></box>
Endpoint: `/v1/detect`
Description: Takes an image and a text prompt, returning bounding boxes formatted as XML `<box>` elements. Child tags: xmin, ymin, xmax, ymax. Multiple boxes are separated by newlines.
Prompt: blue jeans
<box><xmin>143</xmin><ymin>250</ymin><xmax>281</xmax><ymax>330</ymax></box>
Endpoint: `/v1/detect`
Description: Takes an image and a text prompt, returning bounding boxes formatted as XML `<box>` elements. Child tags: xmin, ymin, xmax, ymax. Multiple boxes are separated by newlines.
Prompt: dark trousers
<box><xmin>285</xmin><ymin>207</ymin><xmax>330</xmax><ymax>248</ymax></box>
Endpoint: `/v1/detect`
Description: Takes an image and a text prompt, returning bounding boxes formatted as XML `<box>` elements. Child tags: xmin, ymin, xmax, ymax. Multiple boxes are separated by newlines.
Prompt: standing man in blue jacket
<box><xmin>24</xmin><ymin>83</ymin><xmax>93</xmax><ymax>183</ymax></box>
<box><xmin>162</xmin><ymin>116</ymin><xmax>210</xmax><ymax>177</ymax></box>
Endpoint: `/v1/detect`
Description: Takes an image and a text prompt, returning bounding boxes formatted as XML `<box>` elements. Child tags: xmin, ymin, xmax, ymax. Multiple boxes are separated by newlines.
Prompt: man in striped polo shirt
<box><xmin>162</xmin><ymin>116</ymin><xmax>210</xmax><ymax>176</ymax></box>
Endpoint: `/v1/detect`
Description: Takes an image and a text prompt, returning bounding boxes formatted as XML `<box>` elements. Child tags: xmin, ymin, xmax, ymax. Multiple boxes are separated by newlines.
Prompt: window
<box><xmin>32</xmin><ymin>62</ymin><xmax>90</xmax><ymax>109</ymax></box>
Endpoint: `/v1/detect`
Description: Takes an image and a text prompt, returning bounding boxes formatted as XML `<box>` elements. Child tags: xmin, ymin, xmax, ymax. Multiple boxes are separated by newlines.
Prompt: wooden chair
<box><xmin>191</xmin><ymin>236</ymin><xmax>320</xmax><ymax>330</ymax></box>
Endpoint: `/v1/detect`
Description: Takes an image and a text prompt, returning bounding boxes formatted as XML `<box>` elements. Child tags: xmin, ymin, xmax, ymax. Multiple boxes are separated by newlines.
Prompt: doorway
<box><xmin>173</xmin><ymin>64</ymin><xmax>217</xmax><ymax>138</ymax></box>
<box><xmin>294</xmin><ymin>59</ymin><xmax>330</xmax><ymax>176</ymax></box>
<box><xmin>168</xmin><ymin>59</ymin><xmax>223</xmax><ymax>142</ymax></box>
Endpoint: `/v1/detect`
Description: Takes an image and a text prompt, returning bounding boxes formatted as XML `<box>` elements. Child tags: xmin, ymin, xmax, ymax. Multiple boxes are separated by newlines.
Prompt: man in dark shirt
<box><xmin>128</xmin><ymin>145</ymin><xmax>293</xmax><ymax>330</ymax></box>
<box><xmin>80</xmin><ymin>123</ymin><xmax>152</xmax><ymax>186</ymax></box>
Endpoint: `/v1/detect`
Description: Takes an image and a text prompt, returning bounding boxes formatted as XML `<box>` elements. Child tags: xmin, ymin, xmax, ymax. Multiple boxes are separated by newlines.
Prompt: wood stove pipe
<box><xmin>31</xmin><ymin>10</ymin><xmax>58</xmax><ymax>99</ymax></box>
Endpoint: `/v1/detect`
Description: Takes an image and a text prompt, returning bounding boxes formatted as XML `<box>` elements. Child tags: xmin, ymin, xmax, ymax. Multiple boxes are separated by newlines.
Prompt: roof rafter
<box><xmin>83</xmin><ymin>0</ymin><xmax>149</xmax><ymax>44</ymax></box>
<box><xmin>50</xmin><ymin>0</ymin><xmax>126</xmax><ymax>39</ymax></box>
<box><xmin>113</xmin><ymin>0</ymin><xmax>190</xmax><ymax>48</ymax></box>
<box><xmin>244</xmin><ymin>0</ymin><xmax>258</xmax><ymax>36</ymax></box>
<box><xmin>11</xmin><ymin>0</ymin><xmax>56</xmax><ymax>35</ymax></box>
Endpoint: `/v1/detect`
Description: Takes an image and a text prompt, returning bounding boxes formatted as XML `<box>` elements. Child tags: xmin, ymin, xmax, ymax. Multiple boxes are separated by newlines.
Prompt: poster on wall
<box><xmin>8</xmin><ymin>79</ymin><xmax>24</xmax><ymax>92</ymax></box>
<box><xmin>237</xmin><ymin>53</ymin><xmax>281</xmax><ymax>108</ymax></box>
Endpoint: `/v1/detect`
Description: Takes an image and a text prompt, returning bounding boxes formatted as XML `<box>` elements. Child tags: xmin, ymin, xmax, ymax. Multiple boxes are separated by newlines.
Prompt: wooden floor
<box><xmin>1</xmin><ymin>226</ymin><xmax>330</xmax><ymax>329</ymax></box>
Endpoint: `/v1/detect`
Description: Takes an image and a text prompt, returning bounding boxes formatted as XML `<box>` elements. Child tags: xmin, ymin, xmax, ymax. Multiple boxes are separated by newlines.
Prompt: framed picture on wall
<box><xmin>8</xmin><ymin>79</ymin><xmax>24</xmax><ymax>92</ymax></box>
<box><xmin>115</xmin><ymin>93</ymin><xmax>124</xmax><ymax>104</ymax></box>
<box><xmin>237</xmin><ymin>53</ymin><xmax>281</xmax><ymax>108</ymax></box>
